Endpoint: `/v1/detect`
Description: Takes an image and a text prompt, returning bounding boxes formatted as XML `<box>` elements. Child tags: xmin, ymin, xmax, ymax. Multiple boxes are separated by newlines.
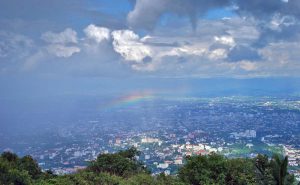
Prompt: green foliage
<box><xmin>7</xmin><ymin>168</ymin><xmax>32</xmax><ymax>185</ymax></box>
<box><xmin>255</xmin><ymin>154</ymin><xmax>275</xmax><ymax>184</ymax></box>
<box><xmin>19</xmin><ymin>155</ymin><xmax>42</xmax><ymax>179</ymax></box>
<box><xmin>178</xmin><ymin>153</ymin><xmax>297</xmax><ymax>185</ymax></box>
<box><xmin>0</xmin><ymin>148</ymin><xmax>297</xmax><ymax>185</ymax></box>
<box><xmin>120</xmin><ymin>173</ymin><xmax>184</xmax><ymax>185</ymax></box>
<box><xmin>1</xmin><ymin>151</ymin><xmax>18</xmax><ymax>162</ymax></box>
<box><xmin>178</xmin><ymin>153</ymin><xmax>229</xmax><ymax>184</ymax></box>
<box><xmin>118</xmin><ymin>147</ymin><xmax>141</xmax><ymax>160</ymax></box>
<box><xmin>123</xmin><ymin>173</ymin><xmax>157</xmax><ymax>185</ymax></box>
<box><xmin>255</xmin><ymin>154</ymin><xmax>295</xmax><ymax>185</ymax></box>
<box><xmin>270</xmin><ymin>154</ymin><xmax>295</xmax><ymax>185</ymax></box>
<box><xmin>0</xmin><ymin>151</ymin><xmax>40</xmax><ymax>185</ymax></box>
<box><xmin>36</xmin><ymin>172</ymin><xmax>125</xmax><ymax>185</ymax></box>
<box><xmin>225</xmin><ymin>158</ymin><xmax>257</xmax><ymax>185</ymax></box>
<box><xmin>88</xmin><ymin>147</ymin><xmax>147</xmax><ymax>177</ymax></box>
<box><xmin>156</xmin><ymin>173</ymin><xmax>186</xmax><ymax>185</ymax></box>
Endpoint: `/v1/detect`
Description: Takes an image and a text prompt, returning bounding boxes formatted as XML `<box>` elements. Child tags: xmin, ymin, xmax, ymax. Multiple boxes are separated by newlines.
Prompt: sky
<box><xmin>1</xmin><ymin>0</ymin><xmax>300</xmax><ymax>78</ymax></box>
<box><xmin>1</xmin><ymin>0</ymin><xmax>300</xmax><ymax>133</ymax></box>
<box><xmin>1</xmin><ymin>0</ymin><xmax>300</xmax><ymax>99</ymax></box>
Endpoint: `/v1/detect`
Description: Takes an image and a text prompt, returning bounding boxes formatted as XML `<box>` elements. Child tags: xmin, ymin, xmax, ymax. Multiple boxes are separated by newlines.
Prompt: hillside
<box><xmin>0</xmin><ymin>147</ymin><xmax>297</xmax><ymax>185</ymax></box>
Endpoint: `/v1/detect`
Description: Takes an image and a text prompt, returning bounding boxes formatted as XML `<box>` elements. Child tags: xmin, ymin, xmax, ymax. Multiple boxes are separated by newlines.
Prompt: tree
<box><xmin>0</xmin><ymin>150</ymin><xmax>297</xmax><ymax>185</ymax></box>
<box><xmin>118</xmin><ymin>146</ymin><xmax>141</xmax><ymax>160</ymax></box>
<box><xmin>255</xmin><ymin>154</ymin><xmax>275</xmax><ymax>184</ymax></box>
<box><xmin>225</xmin><ymin>158</ymin><xmax>256</xmax><ymax>185</ymax></box>
<box><xmin>19</xmin><ymin>155</ymin><xmax>42</xmax><ymax>179</ymax></box>
<box><xmin>1</xmin><ymin>151</ymin><xmax>18</xmax><ymax>163</ymax></box>
<box><xmin>255</xmin><ymin>154</ymin><xmax>295</xmax><ymax>185</ymax></box>
<box><xmin>0</xmin><ymin>157</ymin><xmax>10</xmax><ymax>184</ymax></box>
<box><xmin>178</xmin><ymin>153</ymin><xmax>227</xmax><ymax>184</ymax></box>
<box><xmin>7</xmin><ymin>169</ymin><xmax>32</xmax><ymax>185</ymax></box>
<box><xmin>270</xmin><ymin>154</ymin><xmax>295</xmax><ymax>185</ymax></box>
<box><xmin>88</xmin><ymin>147</ymin><xmax>147</xmax><ymax>177</ymax></box>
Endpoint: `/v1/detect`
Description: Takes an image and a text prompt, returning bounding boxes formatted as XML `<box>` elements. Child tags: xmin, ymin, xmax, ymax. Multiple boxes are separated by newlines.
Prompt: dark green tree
<box><xmin>0</xmin><ymin>157</ymin><xmax>10</xmax><ymax>184</ymax></box>
<box><xmin>1</xmin><ymin>151</ymin><xmax>18</xmax><ymax>162</ymax></box>
<box><xmin>255</xmin><ymin>154</ymin><xmax>275</xmax><ymax>184</ymax></box>
<box><xmin>225</xmin><ymin>158</ymin><xmax>256</xmax><ymax>185</ymax></box>
<box><xmin>178</xmin><ymin>153</ymin><xmax>227</xmax><ymax>184</ymax></box>
<box><xmin>118</xmin><ymin>146</ymin><xmax>141</xmax><ymax>160</ymax></box>
<box><xmin>19</xmin><ymin>155</ymin><xmax>42</xmax><ymax>179</ymax></box>
<box><xmin>7</xmin><ymin>169</ymin><xmax>32</xmax><ymax>185</ymax></box>
<box><xmin>88</xmin><ymin>147</ymin><xmax>147</xmax><ymax>177</ymax></box>
<box><xmin>270</xmin><ymin>154</ymin><xmax>295</xmax><ymax>185</ymax></box>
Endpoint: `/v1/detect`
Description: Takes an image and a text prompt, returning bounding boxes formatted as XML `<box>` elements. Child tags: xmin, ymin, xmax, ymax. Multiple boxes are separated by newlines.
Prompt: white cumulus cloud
<box><xmin>111</xmin><ymin>30</ymin><xmax>152</xmax><ymax>62</ymax></box>
<box><xmin>214</xmin><ymin>35</ymin><xmax>236</xmax><ymax>47</ymax></box>
<box><xmin>84</xmin><ymin>24</ymin><xmax>110</xmax><ymax>43</ymax></box>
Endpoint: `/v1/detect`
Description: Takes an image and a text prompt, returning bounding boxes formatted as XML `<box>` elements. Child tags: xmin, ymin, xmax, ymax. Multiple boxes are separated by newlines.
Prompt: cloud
<box><xmin>84</xmin><ymin>24</ymin><xmax>110</xmax><ymax>43</ymax></box>
<box><xmin>234</xmin><ymin>0</ymin><xmax>284</xmax><ymax>18</ymax></box>
<box><xmin>234</xmin><ymin>0</ymin><xmax>300</xmax><ymax>20</ymax></box>
<box><xmin>41</xmin><ymin>28</ymin><xmax>80</xmax><ymax>58</ymax></box>
<box><xmin>260</xmin><ymin>41</ymin><xmax>300</xmax><ymax>65</ymax></box>
<box><xmin>109</xmin><ymin>18</ymin><xmax>261</xmax><ymax>73</ymax></box>
<box><xmin>127</xmin><ymin>0</ymin><xmax>300</xmax><ymax>47</ymax></box>
<box><xmin>233</xmin><ymin>0</ymin><xmax>300</xmax><ymax>46</ymax></box>
<box><xmin>0</xmin><ymin>32</ymin><xmax>35</xmax><ymax>74</ymax></box>
<box><xmin>23</xmin><ymin>50</ymin><xmax>45</xmax><ymax>70</ymax></box>
<box><xmin>214</xmin><ymin>35</ymin><xmax>235</xmax><ymax>47</ymax></box>
<box><xmin>208</xmin><ymin>48</ymin><xmax>228</xmax><ymax>60</ymax></box>
<box><xmin>268</xmin><ymin>13</ymin><xmax>296</xmax><ymax>31</ymax></box>
<box><xmin>164</xmin><ymin>45</ymin><xmax>207</xmax><ymax>57</ymax></box>
<box><xmin>1</xmin><ymin>0</ymin><xmax>300</xmax><ymax>78</ymax></box>
<box><xmin>46</xmin><ymin>44</ymin><xmax>80</xmax><ymax>58</ymax></box>
<box><xmin>239</xmin><ymin>61</ymin><xmax>258</xmax><ymax>71</ymax></box>
<box><xmin>111</xmin><ymin>30</ymin><xmax>152</xmax><ymax>62</ymax></box>
<box><xmin>0</xmin><ymin>31</ymin><xmax>34</xmax><ymax>60</ymax></box>
<box><xmin>41</xmin><ymin>28</ymin><xmax>78</xmax><ymax>44</ymax></box>
<box><xmin>127</xmin><ymin>0</ymin><xmax>230</xmax><ymax>30</ymax></box>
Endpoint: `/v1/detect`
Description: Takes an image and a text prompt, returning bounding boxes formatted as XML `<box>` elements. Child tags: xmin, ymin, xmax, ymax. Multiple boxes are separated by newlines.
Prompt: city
<box><xmin>1</xmin><ymin>96</ymin><xmax>299</xmax><ymax>180</ymax></box>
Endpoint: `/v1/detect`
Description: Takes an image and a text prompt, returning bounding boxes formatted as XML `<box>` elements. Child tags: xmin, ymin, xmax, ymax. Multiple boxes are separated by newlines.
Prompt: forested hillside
<box><xmin>0</xmin><ymin>147</ymin><xmax>297</xmax><ymax>185</ymax></box>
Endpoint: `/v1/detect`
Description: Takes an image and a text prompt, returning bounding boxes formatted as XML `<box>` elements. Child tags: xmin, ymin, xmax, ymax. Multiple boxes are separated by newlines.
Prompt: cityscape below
<box><xmin>1</xmin><ymin>95</ymin><xmax>299</xmax><ymax>181</ymax></box>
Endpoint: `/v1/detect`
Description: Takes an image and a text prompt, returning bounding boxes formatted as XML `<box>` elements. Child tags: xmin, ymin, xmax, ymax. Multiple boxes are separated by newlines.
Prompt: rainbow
<box><xmin>105</xmin><ymin>91</ymin><xmax>154</xmax><ymax>109</ymax></box>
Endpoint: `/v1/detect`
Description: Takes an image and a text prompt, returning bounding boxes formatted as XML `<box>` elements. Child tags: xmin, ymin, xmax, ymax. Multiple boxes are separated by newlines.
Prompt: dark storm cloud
<box><xmin>127</xmin><ymin>0</ymin><xmax>231</xmax><ymax>30</ymax></box>
<box><xmin>253</xmin><ymin>23</ymin><xmax>300</xmax><ymax>47</ymax></box>
<box><xmin>234</xmin><ymin>0</ymin><xmax>300</xmax><ymax>46</ymax></box>
<box><xmin>234</xmin><ymin>0</ymin><xmax>284</xmax><ymax>18</ymax></box>
<box><xmin>235</xmin><ymin>0</ymin><xmax>300</xmax><ymax>19</ymax></box>
<box><xmin>129</xmin><ymin>0</ymin><xmax>299</xmax><ymax>40</ymax></box>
